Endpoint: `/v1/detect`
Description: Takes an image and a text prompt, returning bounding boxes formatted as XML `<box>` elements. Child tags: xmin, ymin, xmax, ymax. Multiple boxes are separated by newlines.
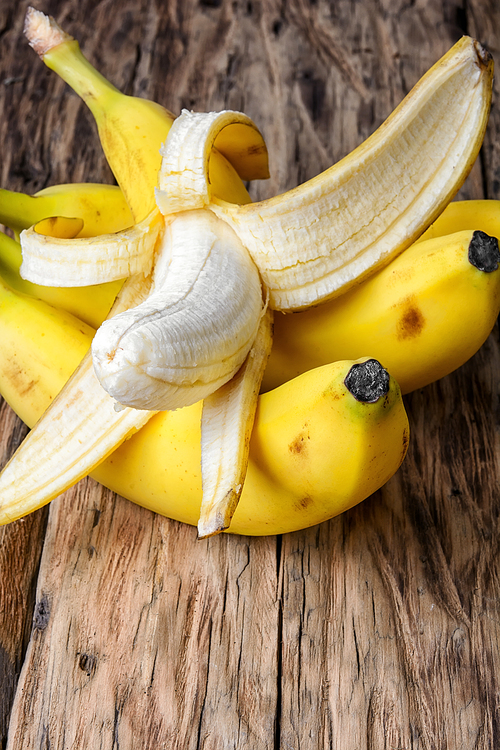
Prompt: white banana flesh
<box><xmin>92</xmin><ymin>210</ymin><xmax>265</xmax><ymax>411</ymax></box>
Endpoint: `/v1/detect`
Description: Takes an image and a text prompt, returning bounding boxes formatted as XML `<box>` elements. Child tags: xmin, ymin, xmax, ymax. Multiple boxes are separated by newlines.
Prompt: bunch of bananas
<box><xmin>0</xmin><ymin>8</ymin><xmax>498</xmax><ymax>536</ymax></box>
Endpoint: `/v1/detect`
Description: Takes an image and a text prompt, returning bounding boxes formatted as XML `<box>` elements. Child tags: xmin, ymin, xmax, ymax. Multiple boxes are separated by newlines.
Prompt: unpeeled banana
<box><xmin>0</xmin><ymin>272</ymin><xmax>409</xmax><ymax>535</ymax></box>
<box><xmin>263</xmin><ymin>228</ymin><xmax>500</xmax><ymax>394</ymax></box>
<box><xmin>0</xmin><ymin>11</ymin><xmax>494</xmax><ymax>535</ymax></box>
<box><xmin>23</xmin><ymin>7</ymin><xmax>260</xmax><ymax>222</ymax></box>
<box><xmin>0</xmin><ymin>182</ymin><xmax>133</xmax><ymax>239</ymax></box>
<box><xmin>417</xmin><ymin>199</ymin><xmax>500</xmax><ymax>244</ymax></box>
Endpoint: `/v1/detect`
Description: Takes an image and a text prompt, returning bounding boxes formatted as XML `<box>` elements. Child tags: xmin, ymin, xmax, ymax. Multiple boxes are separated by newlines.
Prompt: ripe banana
<box><xmin>0</xmin><ymin>274</ymin><xmax>409</xmax><ymax>534</ymax></box>
<box><xmin>0</xmin><ymin>181</ymin><xmax>133</xmax><ymax>239</ymax></box>
<box><xmin>24</xmin><ymin>7</ymin><xmax>263</xmax><ymax>221</ymax></box>
<box><xmin>0</xmin><ymin>274</ymin><xmax>93</xmax><ymax>425</ymax></box>
<box><xmin>6</xmin><ymin>15</ymin><xmax>492</xmax><ymax>535</ymax></box>
<box><xmin>417</xmin><ymin>199</ymin><xmax>500</xmax><ymax>244</ymax></box>
<box><xmin>263</xmin><ymin>228</ymin><xmax>500</xmax><ymax>394</ymax></box>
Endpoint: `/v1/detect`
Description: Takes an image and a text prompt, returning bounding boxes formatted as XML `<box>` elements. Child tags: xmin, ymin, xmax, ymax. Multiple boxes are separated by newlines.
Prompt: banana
<box><xmin>7</xmin><ymin>16</ymin><xmax>492</xmax><ymax>535</ymax></box>
<box><xmin>263</xmin><ymin>228</ymin><xmax>500</xmax><ymax>394</ymax></box>
<box><xmin>0</xmin><ymin>274</ymin><xmax>409</xmax><ymax>534</ymax></box>
<box><xmin>0</xmin><ymin>182</ymin><xmax>133</xmax><ymax>239</ymax></box>
<box><xmin>417</xmin><ymin>199</ymin><xmax>500</xmax><ymax>244</ymax></box>
<box><xmin>97</xmin><ymin>357</ymin><xmax>409</xmax><ymax>537</ymax></box>
<box><xmin>90</xmin><ymin>210</ymin><xmax>267</xmax><ymax>412</ymax></box>
<box><xmin>24</xmin><ymin>7</ymin><xmax>262</xmax><ymax>221</ymax></box>
<box><xmin>0</xmin><ymin>275</ymin><xmax>93</xmax><ymax>425</ymax></box>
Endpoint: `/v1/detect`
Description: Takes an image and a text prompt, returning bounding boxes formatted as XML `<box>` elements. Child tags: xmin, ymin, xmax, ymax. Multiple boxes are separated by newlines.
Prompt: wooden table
<box><xmin>1</xmin><ymin>1</ymin><xmax>499</xmax><ymax>747</ymax></box>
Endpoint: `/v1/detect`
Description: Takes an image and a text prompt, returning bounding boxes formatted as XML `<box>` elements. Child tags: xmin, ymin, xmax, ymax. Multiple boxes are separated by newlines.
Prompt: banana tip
<box><xmin>473</xmin><ymin>39</ymin><xmax>493</xmax><ymax>70</ymax></box>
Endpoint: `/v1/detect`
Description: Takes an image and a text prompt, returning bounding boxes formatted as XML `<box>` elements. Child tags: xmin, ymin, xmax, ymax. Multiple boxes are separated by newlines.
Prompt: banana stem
<box><xmin>0</xmin><ymin>189</ymin><xmax>45</xmax><ymax>236</ymax></box>
<box><xmin>44</xmin><ymin>40</ymin><xmax>120</xmax><ymax>112</ymax></box>
<box><xmin>0</xmin><ymin>232</ymin><xmax>23</xmax><ymax>279</ymax></box>
<box><xmin>24</xmin><ymin>8</ymin><xmax>119</xmax><ymax>107</ymax></box>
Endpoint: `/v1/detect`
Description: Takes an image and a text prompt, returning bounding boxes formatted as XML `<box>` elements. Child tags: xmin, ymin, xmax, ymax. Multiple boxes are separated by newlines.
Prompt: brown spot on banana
<box><xmin>296</xmin><ymin>496</ymin><xmax>314</xmax><ymax>511</ymax></box>
<box><xmin>289</xmin><ymin>432</ymin><xmax>310</xmax><ymax>455</ymax></box>
<box><xmin>396</xmin><ymin>297</ymin><xmax>425</xmax><ymax>340</ymax></box>
<box><xmin>4</xmin><ymin>364</ymin><xmax>40</xmax><ymax>398</ymax></box>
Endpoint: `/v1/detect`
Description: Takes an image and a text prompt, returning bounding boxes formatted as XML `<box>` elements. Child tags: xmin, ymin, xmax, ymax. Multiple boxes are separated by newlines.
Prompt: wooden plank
<box><xmin>6</xmin><ymin>482</ymin><xmax>279</xmax><ymax>748</ymax></box>
<box><xmin>276</xmin><ymin>2</ymin><xmax>500</xmax><ymax>747</ymax></box>
<box><xmin>0</xmin><ymin>0</ymin><xmax>499</xmax><ymax>747</ymax></box>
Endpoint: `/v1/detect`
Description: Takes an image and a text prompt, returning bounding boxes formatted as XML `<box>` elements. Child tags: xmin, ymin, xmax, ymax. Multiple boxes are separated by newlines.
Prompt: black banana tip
<box><xmin>468</xmin><ymin>230</ymin><xmax>500</xmax><ymax>273</ymax></box>
<box><xmin>344</xmin><ymin>359</ymin><xmax>390</xmax><ymax>403</ymax></box>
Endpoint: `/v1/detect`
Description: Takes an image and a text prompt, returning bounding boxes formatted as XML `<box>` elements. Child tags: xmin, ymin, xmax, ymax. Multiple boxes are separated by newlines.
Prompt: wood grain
<box><xmin>0</xmin><ymin>0</ymin><xmax>499</xmax><ymax>747</ymax></box>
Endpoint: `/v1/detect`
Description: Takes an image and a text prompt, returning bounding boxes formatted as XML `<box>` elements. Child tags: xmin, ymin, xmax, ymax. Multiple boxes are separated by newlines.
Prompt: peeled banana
<box><xmin>0</xmin><ymin>272</ymin><xmax>409</xmax><ymax>535</ymax></box>
<box><xmin>0</xmin><ymin>11</ymin><xmax>493</xmax><ymax>536</ymax></box>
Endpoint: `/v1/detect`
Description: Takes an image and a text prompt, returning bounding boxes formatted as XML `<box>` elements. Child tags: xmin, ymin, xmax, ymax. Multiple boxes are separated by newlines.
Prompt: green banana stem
<box><xmin>43</xmin><ymin>39</ymin><xmax>121</xmax><ymax>104</ymax></box>
<box><xmin>0</xmin><ymin>189</ymin><xmax>46</xmax><ymax>237</ymax></box>
<box><xmin>41</xmin><ymin>36</ymin><xmax>174</xmax><ymax>222</ymax></box>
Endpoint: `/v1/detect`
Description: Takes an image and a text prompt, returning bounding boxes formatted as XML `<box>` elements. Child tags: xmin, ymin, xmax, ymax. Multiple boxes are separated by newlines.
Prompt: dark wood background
<box><xmin>0</xmin><ymin>0</ymin><xmax>499</xmax><ymax>747</ymax></box>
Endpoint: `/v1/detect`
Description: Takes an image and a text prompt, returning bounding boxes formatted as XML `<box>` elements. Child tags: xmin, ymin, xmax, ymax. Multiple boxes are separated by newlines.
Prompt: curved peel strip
<box><xmin>155</xmin><ymin>109</ymin><xmax>267</xmax><ymax>215</ymax></box>
<box><xmin>210</xmin><ymin>36</ymin><xmax>493</xmax><ymax>311</ymax></box>
<box><xmin>20</xmin><ymin>208</ymin><xmax>163</xmax><ymax>287</ymax></box>
<box><xmin>198</xmin><ymin>307</ymin><xmax>274</xmax><ymax>538</ymax></box>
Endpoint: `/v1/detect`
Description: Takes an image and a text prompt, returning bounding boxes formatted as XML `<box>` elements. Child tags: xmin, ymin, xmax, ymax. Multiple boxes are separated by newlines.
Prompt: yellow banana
<box><xmin>24</xmin><ymin>7</ymin><xmax>262</xmax><ymax>220</ymax></box>
<box><xmin>0</xmin><ymin>182</ymin><xmax>133</xmax><ymax>239</ymax></box>
<box><xmin>0</xmin><ymin>275</ymin><xmax>93</xmax><ymax>424</ymax></box>
<box><xmin>417</xmin><ymin>199</ymin><xmax>500</xmax><ymax>243</ymax></box>
<box><xmin>263</xmin><ymin>228</ymin><xmax>500</xmax><ymax>395</ymax></box>
<box><xmin>0</xmin><ymin>272</ymin><xmax>409</xmax><ymax>535</ymax></box>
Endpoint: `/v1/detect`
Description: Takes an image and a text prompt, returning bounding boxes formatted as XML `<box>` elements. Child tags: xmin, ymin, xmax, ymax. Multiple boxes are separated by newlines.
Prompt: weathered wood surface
<box><xmin>0</xmin><ymin>0</ymin><xmax>499</xmax><ymax>747</ymax></box>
